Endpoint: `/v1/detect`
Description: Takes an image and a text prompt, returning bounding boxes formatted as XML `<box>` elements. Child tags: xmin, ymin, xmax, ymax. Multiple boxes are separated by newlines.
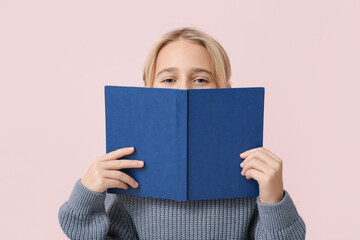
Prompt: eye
<box><xmin>194</xmin><ymin>78</ymin><xmax>209</xmax><ymax>83</ymax></box>
<box><xmin>161</xmin><ymin>78</ymin><xmax>175</xmax><ymax>83</ymax></box>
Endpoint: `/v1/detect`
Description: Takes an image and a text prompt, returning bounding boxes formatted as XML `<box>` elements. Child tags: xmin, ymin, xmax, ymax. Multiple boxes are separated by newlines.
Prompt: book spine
<box><xmin>176</xmin><ymin>90</ymin><xmax>188</xmax><ymax>201</ymax></box>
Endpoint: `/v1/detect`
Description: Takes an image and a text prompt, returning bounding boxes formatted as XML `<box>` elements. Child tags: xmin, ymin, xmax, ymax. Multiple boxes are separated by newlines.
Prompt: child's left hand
<box><xmin>240</xmin><ymin>147</ymin><xmax>284</xmax><ymax>204</ymax></box>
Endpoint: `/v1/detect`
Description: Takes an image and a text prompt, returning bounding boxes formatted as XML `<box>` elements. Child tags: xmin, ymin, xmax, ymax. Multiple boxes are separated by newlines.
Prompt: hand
<box><xmin>81</xmin><ymin>147</ymin><xmax>144</xmax><ymax>193</ymax></box>
<box><xmin>240</xmin><ymin>147</ymin><xmax>284</xmax><ymax>204</ymax></box>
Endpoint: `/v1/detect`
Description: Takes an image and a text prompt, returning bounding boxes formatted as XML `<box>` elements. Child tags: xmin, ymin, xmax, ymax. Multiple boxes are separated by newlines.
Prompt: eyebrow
<box><xmin>156</xmin><ymin>67</ymin><xmax>213</xmax><ymax>77</ymax></box>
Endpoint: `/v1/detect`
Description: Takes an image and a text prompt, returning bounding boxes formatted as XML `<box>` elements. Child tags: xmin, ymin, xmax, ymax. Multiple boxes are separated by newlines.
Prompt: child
<box><xmin>58</xmin><ymin>27</ymin><xmax>306</xmax><ymax>239</ymax></box>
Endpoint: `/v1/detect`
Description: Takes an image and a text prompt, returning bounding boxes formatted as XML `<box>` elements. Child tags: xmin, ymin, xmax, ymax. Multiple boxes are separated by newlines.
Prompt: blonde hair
<box><xmin>142</xmin><ymin>27</ymin><xmax>232</xmax><ymax>88</ymax></box>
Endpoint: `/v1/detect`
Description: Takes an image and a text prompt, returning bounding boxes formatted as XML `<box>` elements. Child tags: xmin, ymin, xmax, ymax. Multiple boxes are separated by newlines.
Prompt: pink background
<box><xmin>1</xmin><ymin>0</ymin><xmax>359</xmax><ymax>239</ymax></box>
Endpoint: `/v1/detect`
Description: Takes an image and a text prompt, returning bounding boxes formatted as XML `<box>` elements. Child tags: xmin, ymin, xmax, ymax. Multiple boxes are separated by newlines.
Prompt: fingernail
<box><xmin>128</xmin><ymin>147</ymin><xmax>134</xmax><ymax>150</ymax></box>
<box><xmin>138</xmin><ymin>161</ymin><xmax>144</xmax><ymax>165</ymax></box>
<box><xmin>240</xmin><ymin>153</ymin><xmax>245</xmax><ymax>158</ymax></box>
<box><xmin>135</xmin><ymin>182</ymin><xmax>139</xmax><ymax>188</ymax></box>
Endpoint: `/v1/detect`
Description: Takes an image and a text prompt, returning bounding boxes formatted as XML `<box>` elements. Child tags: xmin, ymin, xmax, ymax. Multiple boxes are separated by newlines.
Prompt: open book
<box><xmin>105</xmin><ymin>86</ymin><xmax>264</xmax><ymax>201</ymax></box>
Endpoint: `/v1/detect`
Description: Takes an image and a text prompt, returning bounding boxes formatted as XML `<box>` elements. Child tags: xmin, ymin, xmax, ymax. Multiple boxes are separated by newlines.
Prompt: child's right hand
<box><xmin>80</xmin><ymin>147</ymin><xmax>144</xmax><ymax>193</ymax></box>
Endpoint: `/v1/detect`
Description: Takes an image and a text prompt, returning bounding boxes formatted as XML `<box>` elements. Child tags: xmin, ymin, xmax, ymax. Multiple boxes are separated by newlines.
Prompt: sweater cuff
<box><xmin>66</xmin><ymin>178</ymin><xmax>106</xmax><ymax>216</ymax></box>
<box><xmin>256</xmin><ymin>189</ymin><xmax>300</xmax><ymax>232</ymax></box>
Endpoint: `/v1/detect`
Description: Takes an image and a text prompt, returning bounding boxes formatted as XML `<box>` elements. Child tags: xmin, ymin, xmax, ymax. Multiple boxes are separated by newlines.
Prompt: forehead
<box><xmin>155</xmin><ymin>40</ymin><xmax>213</xmax><ymax>73</ymax></box>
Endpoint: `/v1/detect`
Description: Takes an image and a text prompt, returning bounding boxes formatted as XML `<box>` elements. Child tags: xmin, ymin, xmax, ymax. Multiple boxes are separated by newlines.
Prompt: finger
<box><xmin>240</xmin><ymin>147</ymin><xmax>262</xmax><ymax>159</ymax></box>
<box><xmin>240</xmin><ymin>149</ymin><xmax>279</xmax><ymax>169</ymax></box>
<box><xmin>258</xmin><ymin>147</ymin><xmax>282</xmax><ymax>163</ymax></box>
<box><xmin>98</xmin><ymin>147</ymin><xmax>135</xmax><ymax>161</ymax></box>
<box><xmin>241</xmin><ymin>147</ymin><xmax>281</xmax><ymax>163</ymax></box>
<box><xmin>244</xmin><ymin>168</ymin><xmax>264</xmax><ymax>182</ymax></box>
<box><xmin>102</xmin><ymin>159</ymin><xmax>144</xmax><ymax>170</ymax></box>
<box><xmin>104</xmin><ymin>178</ymin><xmax>129</xmax><ymax>190</ymax></box>
<box><xmin>241</xmin><ymin>158</ymin><xmax>271</xmax><ymax>176</ymax></box>
<box><xmin>103</xmin><ymin>170</ymin><xmax>139</xmax><ymax>188</ymax></box>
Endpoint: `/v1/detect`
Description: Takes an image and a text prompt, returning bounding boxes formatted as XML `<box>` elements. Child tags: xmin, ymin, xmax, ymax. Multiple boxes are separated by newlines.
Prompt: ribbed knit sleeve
<box><xmin>249</xmin><ymin>189</ymin><xmax>306</xmax><ymax>239</ymax></box>
<box><xmin>58</xmin><ymin>179</ymin><xmax>137</xmax><ymax>240</ymax></box>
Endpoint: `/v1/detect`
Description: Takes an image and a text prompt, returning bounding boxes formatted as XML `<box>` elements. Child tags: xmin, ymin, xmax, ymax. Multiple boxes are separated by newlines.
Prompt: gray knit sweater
<box><xmin>58</xmin><ymin>179</ymin><xmax>306</xmax><ymax>239</ymax></box>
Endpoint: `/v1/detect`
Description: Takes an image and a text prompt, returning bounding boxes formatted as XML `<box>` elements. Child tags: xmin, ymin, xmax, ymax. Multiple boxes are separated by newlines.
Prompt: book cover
<box><xmin>105</xmin><ymin>85</ymin><xmax>264</xmax><ymax>201</ymax></box>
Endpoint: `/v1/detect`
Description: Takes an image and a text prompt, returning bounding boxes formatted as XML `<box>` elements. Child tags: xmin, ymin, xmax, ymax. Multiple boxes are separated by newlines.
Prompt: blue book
<box><xmin>105</xmin><ymin>86</ymin><xmax>264</xmax><ymax>201</ymax></box>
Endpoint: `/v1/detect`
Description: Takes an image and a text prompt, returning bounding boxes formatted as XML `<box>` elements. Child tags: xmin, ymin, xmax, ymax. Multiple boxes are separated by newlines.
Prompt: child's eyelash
<box><xmin>161</xmin><ymin>78</ymin><xmax>209</xmax><ymax>83</ymax></box>
<box><xmin>162</xmin><ymin>78</ymin><xmax>174</xmax><ymax>83</ymax></box>
<box><xmin>195</xmin><ymin>78</ymin><xmax>209</xmax><ymax>83</ymax></box>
